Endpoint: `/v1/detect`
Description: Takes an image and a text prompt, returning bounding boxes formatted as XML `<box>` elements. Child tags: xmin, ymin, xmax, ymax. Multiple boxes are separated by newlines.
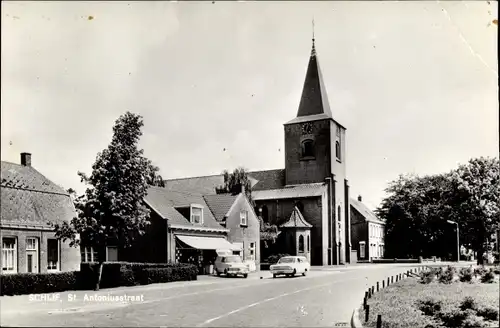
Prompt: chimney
<box><xmin>21</xmin><ymin>152</ymin><xmax>32</xmax><ymax>167</ymax></box>
<box><xmin>358</xmin><ymin>195</ymin><xmax>362</xmax><ymax>202</ymax></box>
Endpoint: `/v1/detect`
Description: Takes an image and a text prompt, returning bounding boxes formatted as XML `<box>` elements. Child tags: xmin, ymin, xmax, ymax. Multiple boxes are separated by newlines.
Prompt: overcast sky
<box><xmin>1</xmin><ymin>1</ymin><xmax>498</xmax><ymax>210</ymax></box>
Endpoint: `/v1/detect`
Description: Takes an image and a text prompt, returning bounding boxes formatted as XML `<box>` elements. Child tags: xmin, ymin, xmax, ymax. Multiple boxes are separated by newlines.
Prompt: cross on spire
<box><xmin>311</xmin><ymin>18</ymin><xmax>316</xmax><ymax>56</ymax></box>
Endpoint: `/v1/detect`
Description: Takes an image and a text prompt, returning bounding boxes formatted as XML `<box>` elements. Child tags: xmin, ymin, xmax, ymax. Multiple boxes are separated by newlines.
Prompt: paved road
<box><xmin>0</xmin><ymin>263</ymin><xmax>456</xmax><ymax>327</ymax></box>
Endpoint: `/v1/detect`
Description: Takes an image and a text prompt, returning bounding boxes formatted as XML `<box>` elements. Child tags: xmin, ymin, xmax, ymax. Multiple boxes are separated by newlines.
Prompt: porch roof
<box><xmin>176</xmin><ymin>235</ymin><xmax>241</xmax><ymax>251</ymax></box>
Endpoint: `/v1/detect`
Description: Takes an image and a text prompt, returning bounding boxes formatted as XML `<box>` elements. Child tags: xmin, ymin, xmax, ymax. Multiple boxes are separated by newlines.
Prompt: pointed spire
<box><xmin>296</xmin><ymin>26</ymin><xmax>333</xmax><ymax>118</ymax></box>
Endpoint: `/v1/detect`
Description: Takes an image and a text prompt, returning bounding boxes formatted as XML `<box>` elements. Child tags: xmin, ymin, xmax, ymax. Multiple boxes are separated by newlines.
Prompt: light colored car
<box><xmin>270</xmin><ymin>256</ymin><xmax>310</xmax><ymax>278</ymax></box>
<box><xmin>214</xmin><ymin>255</ymin><xmax>249</xmax><ymax>278</ymax></box>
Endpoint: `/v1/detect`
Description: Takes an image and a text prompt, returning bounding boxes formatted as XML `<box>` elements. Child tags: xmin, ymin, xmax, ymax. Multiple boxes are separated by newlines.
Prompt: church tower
<box><xmin>283</xmin><ymin>37</ymin><xmax>351</xmax><ymax>265</ymax></box>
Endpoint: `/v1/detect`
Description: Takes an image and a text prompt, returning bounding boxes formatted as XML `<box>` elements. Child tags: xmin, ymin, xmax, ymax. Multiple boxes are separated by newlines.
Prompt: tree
<box><xmin>447</xmin><ymin>157</ymin><xmax>500</xmax><ymax>264</ymax></box>
<box><xmin>215</xmin><ymin>167</ymin><xmax>254</xmax><ymax>203</ymax></box>
<box><xmin>214</xmin><ymin>167</ymin><xmax>280</xmax><ymax>244</ymax></box>
<box><xmin>51</xmin><ymin>112</ymin><xmax>158</xmax><ymax>290</ymax></box>
<box><xmin>377</xmin><ymin>157</ymin><xmax>500</xmax><ymax>263</ymax></box>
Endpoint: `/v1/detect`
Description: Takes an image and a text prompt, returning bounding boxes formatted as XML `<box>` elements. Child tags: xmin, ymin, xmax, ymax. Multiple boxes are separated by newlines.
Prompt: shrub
<box><xmin>420</xmin><ymin>270</ymin><xmax>436</xmax><ymax>284</ymax></box>
<box><xmin>492</xmin><ymin>266</ymin><xmax>500</xmax><ymax>275</ymax></box>
<box><xmin>476</xmin><ymin>307</ymin><xmax>499</xmax><ymax>321</ymax></box>
<box><xmin>458</xmin><ymin>267</ymin><xmax>474</xmax><ymax>283</ymax></box>
<box><xmin>474</xmin><ymin>266</ymin><xmax>488</xmax><ymax>278</ymax></box>
<box><xmin>0</xmin><ymin>271</ymin><xmax>80</xmax><ymax>296</ymax></box>
<box><xmin>480</xmin><ymin>269</ymin><xmax>495</xmax><ymax>283</ymax></box>
<box><xmin>417</xmin><ymin>298</ymin><xmax>442</xmax><ymax>316</ymax></box>
<box><xmin>462</xmin><ymin>316</ymin><xmax>485</xmax><ymax>328</ymax></box>
<box><xmin>138</xmin><ymin>265</ymin><xmax>198</xmax><ymax>285</ymax></box>
<box><xmin>459</xmin><ymin>296</ymin><xmax>478</xmax><ymax>311</ymax></box>
<box><xmin>438</xmin><ymin>266</ymin><xmax>456</xmax><ymax>284</ymax></box>
<box><xmin>439</xmin><ymin>310</ymin><xmax>468</xmax><ymax>327</ymax></box>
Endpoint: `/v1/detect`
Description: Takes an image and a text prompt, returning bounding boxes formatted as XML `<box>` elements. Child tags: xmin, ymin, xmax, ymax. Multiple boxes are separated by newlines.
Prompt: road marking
<box><xmin>197</xmin><ymin>276</ymin><xmax>360</xmax><ymax>327</ymax></box>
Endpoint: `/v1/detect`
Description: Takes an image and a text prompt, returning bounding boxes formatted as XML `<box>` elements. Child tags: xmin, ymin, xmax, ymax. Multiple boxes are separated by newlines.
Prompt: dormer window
<box><xmin>190</xmin><ymin>205</ymin><xmax>203</xmax><ymax>225</ymax></box>
<box><xmin>335</xmin><ymin>141</ymin><xmax>341</xmax><ymax>162</ymax></box>
<box><xmin>240</xmin><ymin>210</ymin><xmax>248</xmax><ymax>226</ymax></box>
<box><xmin>301</xmin><ymin>139</ymin><xmax>315</xmax><ymax>158</ymax></box>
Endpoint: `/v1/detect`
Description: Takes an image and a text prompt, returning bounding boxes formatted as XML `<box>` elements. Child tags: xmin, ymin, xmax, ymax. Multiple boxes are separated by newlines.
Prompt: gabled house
<box><xmin>0</xmin><ymin>153</ymin><xmax>81</xmax><ymax>274</ymax></box>
<box><xmin>118</xmin><ymin>187</ymin><xmax>260</xmax><ymax>274</ymax></box>
<box><xmin>350</xmin><ymin>196</ymin><xmax>385</xmax><ymax>261</ymax></box>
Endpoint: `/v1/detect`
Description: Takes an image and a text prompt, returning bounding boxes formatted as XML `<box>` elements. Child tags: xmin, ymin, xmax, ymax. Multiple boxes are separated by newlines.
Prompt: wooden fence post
<box><xmin>377</xmin><ymin>281</ymin><xmax>379</xmax><ymax>292</ymax></box>
<box><xmin>382</xmin><ymin>280</ymin><xmax>385</xmax><ymax>288</ymax></box>
<box><xmin>376</xmin><ymin>314</ymin><xmax>382</xmax><ymax>328</ymax></box>
<box><xmin>391</xmin><ymin>276</ymin><xmax>394</xmax><ymax>284</ymax></box>
<box><xmin>387</xmin><ymin>277</ymin><xmax>390</xmax><ymax>286</ymax></box>
<box><xmin>364</xmin><ymin>296</ymin><xmax>367</xmax><ymax>309</ymax></box>
<box><xmin>365</xmin><ymin>305</ymin><xmax>370</xmax><ymax>323</ymax></box>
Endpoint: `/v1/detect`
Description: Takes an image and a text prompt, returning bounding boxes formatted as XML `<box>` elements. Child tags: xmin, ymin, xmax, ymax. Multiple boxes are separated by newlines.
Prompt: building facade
<box><xmin>163</xmin><ymin>39</ymin><xmax>351</xmax><ymax>266</ymax></box>
<box><xmin>117</xmin><ymin>187</ymin><xmax>260</xmax><ymax>274</ymax></box>
<box><xmin>350</xmin><ymin>196</ymin><xmax>385</xmax><ymax>261</ymax></box>
<box><xmin>0</xmin><ymin>153</ymin><xmax>81</xmax><ymax>274</ymax></box>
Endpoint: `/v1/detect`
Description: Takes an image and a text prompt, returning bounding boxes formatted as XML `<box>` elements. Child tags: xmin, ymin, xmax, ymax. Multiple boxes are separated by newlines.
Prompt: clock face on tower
<box><xmin>301</xmin><ymin>122</ymin><xmax>313</xmax><ymax>135</ymax></box>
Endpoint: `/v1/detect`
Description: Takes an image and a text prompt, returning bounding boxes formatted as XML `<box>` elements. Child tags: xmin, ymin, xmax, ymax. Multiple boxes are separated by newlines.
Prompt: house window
<box><xmin>307</xmin><ymin>235</ymin><xmax>310</xmax><ymax>252</ymax></box>
<box><xmin>359</xmin><ymin>241</ymin><xmax>366</xmax><ymax>258</ymax></box>
<box><xmin>191</xmin><ymin>205</ymin><xmax>203</xmax><ymax>224</ymax></box>
<box><xmin>240</xmin><ymin>210</ymin><xmax>248</xmax><ymax>226</ymax></box>
<box><xmin>298</xmin><ymin>235</ymin><xmax>305</xmax><ymax>252</ymax></box>
<box><xmin>335</xmin><ymin>141</ymin><xmax>341</xmax><ymax>161</ymax></box>
<box><xmin>2</xmin><ymin>237</ymin><xmax>17</xmax><ymax>273</ymax></box>
<box><xmin>106</xmin><ymin>246</ymin><xmax>118</xmax><ymax>262</ymax></box>
<box><xmin>25</xmin><ymin>237</ymin><xmax>39</xmax><ymax>273</ymax></box>
<box><xmin>249</xmin><ymin>242</ymin><xmax>255</xmax><ymax>261</ymax></box>
<box><xmin>338</xmin><ymin>205</ymin><xmax>342</xmax><ymax>222</ymax></box>
<box><xmin>47</xmin><ymin>239</ymin><xmax>59</xmax><ymax>271</ymax></box>
<box><xmin>81</xmin><ymin>246</ymin><xmax>98</xmax><ymax>263</ymax></box>
<box><xmin>301</xmin><ymin>139</ymin><xmax>315</xmax><ymax>158</ymax></box>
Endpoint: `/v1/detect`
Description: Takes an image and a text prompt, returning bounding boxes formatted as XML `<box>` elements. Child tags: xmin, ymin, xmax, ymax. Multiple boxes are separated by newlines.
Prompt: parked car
<box><xmin>270</xmin><ymin>256</ymin><xmax>310</xmax><ymax>278</ymax></box>
<box><xmin>214</xmin><ymin>255</ymin><xmax>249</xmax><ymax>278</ymax></box>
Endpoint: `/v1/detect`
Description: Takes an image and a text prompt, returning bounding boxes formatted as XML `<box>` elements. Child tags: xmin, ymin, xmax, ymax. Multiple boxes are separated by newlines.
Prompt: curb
<box><xmin>350</xmin><ymin>306</ymin><xmax>363</xmax><ymax>328</ymax></box>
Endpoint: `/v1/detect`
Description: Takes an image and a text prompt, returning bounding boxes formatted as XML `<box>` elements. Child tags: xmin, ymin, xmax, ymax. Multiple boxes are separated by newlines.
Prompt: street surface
<box><xmin>0</xmin><ymin>263</ymin><xmax>459</xmax><ymax>327</ymax></box>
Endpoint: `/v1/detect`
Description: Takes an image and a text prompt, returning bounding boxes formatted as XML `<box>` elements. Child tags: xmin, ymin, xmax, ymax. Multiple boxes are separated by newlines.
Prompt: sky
<box><xmin>1</xmin><ymin>1</ymin><xmax>498</xmax><ymax>211</ymax></box>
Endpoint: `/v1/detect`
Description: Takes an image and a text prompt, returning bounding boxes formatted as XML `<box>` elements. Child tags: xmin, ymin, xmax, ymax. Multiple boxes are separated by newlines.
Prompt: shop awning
<box><xmin>176</xmin><ymin>235</ymin><xmax>241</xmax><ymax>251</ymax></box>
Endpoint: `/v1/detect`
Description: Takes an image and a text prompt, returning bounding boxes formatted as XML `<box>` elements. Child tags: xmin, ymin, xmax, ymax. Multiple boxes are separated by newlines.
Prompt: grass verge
<box><xmin>359</xmin><ymin>274</ymin><xmax>499</xmax><ymax>328</ymax></box>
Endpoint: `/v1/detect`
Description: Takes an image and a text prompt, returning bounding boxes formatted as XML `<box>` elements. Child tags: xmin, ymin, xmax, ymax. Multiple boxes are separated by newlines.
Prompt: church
<box><xmin>163</xmin><ymin>38</ymin><xmax>352</xmax><ymax>266</ymax></box>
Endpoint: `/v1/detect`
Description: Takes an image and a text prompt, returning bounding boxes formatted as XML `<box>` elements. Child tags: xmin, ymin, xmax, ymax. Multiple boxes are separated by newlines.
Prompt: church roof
<box><xmin>252</xmin><ymin>183</ymin><xmax>326</xmax><ymax>201</ymax></box>
<box><xmin>163</xmin><ymin>169</ymin><xmax>286</xmax><ymax>195</ymax></box>
<box><xmin>280</xmin><ymin>206</ymin><xmax>313</xmax><ymax>228</ymax></box>
<box><xmin>295</xmin><ymin>39</ymin><xmax>332</xmax><ymax>119</ymax></box>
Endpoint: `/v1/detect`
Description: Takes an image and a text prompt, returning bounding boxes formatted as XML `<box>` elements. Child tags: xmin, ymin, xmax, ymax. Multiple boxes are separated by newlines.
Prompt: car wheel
<box><xmin>302</xmin><ymin>270</ymin><xmax>306</xmax><ymax>276</ymax></box>
<box><xmin>216</xmin><ymin>270</ymin><xmax>221</xmax><ymax>276</ymax></box>
<box><xmin>243</xmin><ymin>274</ymin><xmax>248</xmax><ymax>278</ymax></box>
<box><xmin>224</xmin><ymin>269</ymin><xmax>228</xmax><ymax>276</ymax></box>
<box><xmin>273</xmin><ymin>274</ymin><xmax>277</xmax><ymax>278</ymax></box>
<box><xmin>292</xmin><ymin>269</ymin><xmax>296</xmax><ymax>277</ymax></box>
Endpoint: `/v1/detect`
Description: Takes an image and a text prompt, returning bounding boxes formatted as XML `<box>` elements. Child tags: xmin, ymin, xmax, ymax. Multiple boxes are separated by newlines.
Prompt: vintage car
<box><xmin>269</xmin><ymin>256</ymin><xmax>310</xmax><ymax>278</ymax></box>
<box><xmin>214</xmin><ymin>255</ymin><xmax>249</xmax><ymax>278</ymax></box>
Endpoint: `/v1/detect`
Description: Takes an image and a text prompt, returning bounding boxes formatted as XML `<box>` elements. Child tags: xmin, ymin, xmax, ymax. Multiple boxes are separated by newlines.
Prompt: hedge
<box><xmin>0</xmin><ymin>271</ymin><xmax>80</xmax><ymax>296</ymax></box>
<box><xmin>372</xmin><ymin>258</ymin><xmax>420</xmax><ymax>264</ymax></box>
<box><xmin>0</xmin><ymin>262</ymin><xmax>198</xmax><ymax>296</ymax></box>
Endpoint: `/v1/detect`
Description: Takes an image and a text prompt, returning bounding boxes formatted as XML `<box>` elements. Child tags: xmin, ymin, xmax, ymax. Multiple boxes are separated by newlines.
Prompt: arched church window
<box><xmin>335</xmin><ymin>141</ymin><xmax>341</xmax><ymax>161</ymax></box>
<box><xmin>307</xmin><ymin>235</ymin><xmax>310</xmax><ymax>252</ymax></box>
<box><xmin>301</xmin><ymin>140</ymin><xmax>315</xmax><ymax>158</ymax></box>
<box><xmin>338</xmin><ymin>205</ymin><xmax>342</xmax><ymax>222</ymax></box>
<box><xmin>299</xmin><ymin>235</ymin><xmax>304</xmax><ymax>252</ymax></box>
